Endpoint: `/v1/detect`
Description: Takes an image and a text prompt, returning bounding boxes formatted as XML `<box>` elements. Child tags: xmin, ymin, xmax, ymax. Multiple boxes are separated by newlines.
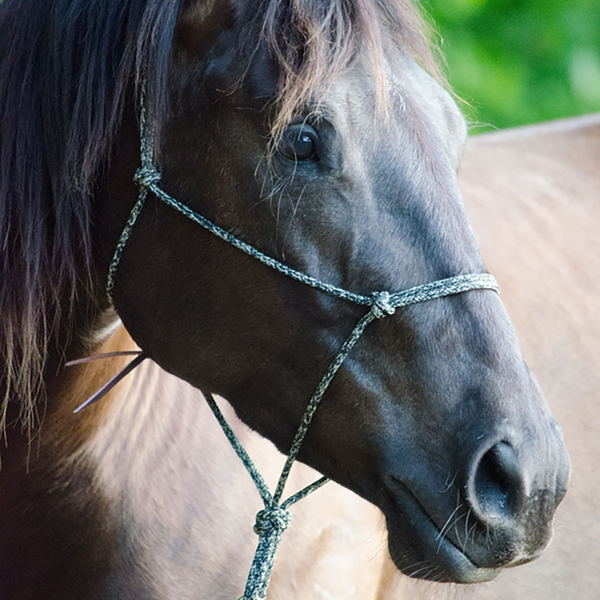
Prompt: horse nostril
<box><xmin>472</xmin><ymin>440</ymin><xmax>524</xmax><ymax>519</ymax></box>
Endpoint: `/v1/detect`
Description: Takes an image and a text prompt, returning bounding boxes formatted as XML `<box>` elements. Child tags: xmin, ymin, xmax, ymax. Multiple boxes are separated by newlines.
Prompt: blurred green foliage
<box><xmin>423</xmin><ymin>0</ymin><xmax>600</xmax><ymax>132</ymax></box>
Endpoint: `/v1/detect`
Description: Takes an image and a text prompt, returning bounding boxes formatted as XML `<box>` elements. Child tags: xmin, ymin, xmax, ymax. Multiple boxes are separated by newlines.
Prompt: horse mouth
<box><xmin>384</xmin><ymin>479</ymin><xmax>501</xmax><ymax>584</ymax></box>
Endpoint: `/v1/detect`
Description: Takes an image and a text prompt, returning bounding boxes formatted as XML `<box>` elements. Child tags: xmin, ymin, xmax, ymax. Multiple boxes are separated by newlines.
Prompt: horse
<box><xmin>0</xmin><ymin>1</ymin><xmax>570</xmax><ymax>598</ymax></box>
<box><xmin>378</xmin><ymin>112</ymin><xmax>600</xmax><ymax>599</ymax></box>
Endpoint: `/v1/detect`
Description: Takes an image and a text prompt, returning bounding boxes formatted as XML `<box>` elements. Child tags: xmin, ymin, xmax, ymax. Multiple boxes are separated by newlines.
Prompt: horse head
<box><xmin>1</xmin><ymin>0</ymin><xmax>570</xmax><ymax>587</ymax></box>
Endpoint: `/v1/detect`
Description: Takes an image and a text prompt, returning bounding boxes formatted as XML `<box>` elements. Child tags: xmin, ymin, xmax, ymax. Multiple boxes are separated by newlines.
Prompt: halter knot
<box><xmin>371</xmin><ymin>291</ymin><xmax>396</xmax><ymax>319</ymax></box>
<box><xmin>253</xmin><ymin>507</ymin><xmax>292</xmax><ymax>536</ymax></box>
<box><xmin>134</xmin><ymin>165</ymin><xmax>161</xmax><ymax>188</ymax></box>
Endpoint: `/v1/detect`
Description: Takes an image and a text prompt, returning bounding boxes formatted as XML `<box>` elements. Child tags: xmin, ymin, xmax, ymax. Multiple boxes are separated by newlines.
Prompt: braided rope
<box><xmin>106</xmin><ymin>88</ymin><xmax>500</xmax><ymax>600</ymax></box>
<box><xmin>203</xmin><ymin>392</ymin><xmax>328</xmax><ymax>600</ymax></box>
<box><xmin>106</xmin><ymin>106</ymin><xmax>159</xmax><ymax>306</ymax></box>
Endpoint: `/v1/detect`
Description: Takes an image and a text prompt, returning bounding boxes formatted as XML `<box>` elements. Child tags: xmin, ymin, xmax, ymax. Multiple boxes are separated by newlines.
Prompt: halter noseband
<box><xmin>106</xmin><ymin>96</ymin><xmax>499</xmax><ymax>600</ymax></box>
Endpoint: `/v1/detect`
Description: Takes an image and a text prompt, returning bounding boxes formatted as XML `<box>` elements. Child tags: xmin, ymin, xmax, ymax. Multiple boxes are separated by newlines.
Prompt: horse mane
<box><xmin>0</xmin><ymin>0</ymin><xmax>441</xmax><ymax>431</ymax></box>
<box><xmin>0</xmin><ymin>0</ymin><xmax>180</xmax><ymax>430</ymax></box>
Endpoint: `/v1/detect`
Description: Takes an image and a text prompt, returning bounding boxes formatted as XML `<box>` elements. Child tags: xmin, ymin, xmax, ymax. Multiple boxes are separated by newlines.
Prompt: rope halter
<box><xmin>106</xmin><ymin>90</ymin><xmax>500</xmax><ymax>600</ymax></box>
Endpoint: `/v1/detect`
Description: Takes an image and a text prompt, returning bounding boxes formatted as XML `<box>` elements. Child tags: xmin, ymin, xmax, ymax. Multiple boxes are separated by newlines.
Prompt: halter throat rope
<box><xmin>106</xmin><ymin>96</ymin><xmax>499</xmax><ymax>600</ymax></box>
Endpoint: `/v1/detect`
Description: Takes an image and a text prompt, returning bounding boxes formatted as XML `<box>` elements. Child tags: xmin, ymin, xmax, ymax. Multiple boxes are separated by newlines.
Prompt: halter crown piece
<box><xmin>105</xmin><ymin>87</ymin><xmax>499</xmax><ymax>600</ymax></box>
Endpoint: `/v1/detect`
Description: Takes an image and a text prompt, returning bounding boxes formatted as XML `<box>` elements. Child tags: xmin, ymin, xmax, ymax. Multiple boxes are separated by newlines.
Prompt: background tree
<box><xmin>424</xmin><ymin>0</ymin><xmax>600</xmax><ymax>132</ymax></box>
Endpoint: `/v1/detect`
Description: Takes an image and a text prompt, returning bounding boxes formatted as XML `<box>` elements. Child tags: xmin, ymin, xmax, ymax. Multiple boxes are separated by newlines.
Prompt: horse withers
<box><xmin>0</xmin><ymin>0</ymin><xmax>569</xmax><ymax>597</ymax></box>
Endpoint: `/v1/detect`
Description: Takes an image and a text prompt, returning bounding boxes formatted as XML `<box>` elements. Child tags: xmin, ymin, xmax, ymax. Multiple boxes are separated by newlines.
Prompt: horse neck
<box><xmin>0</xmin><ymin>324</ymin><xmax>138</xmax><ymax>600</ymax></box>
<box><xmin>2</xmin><ymin>320</ymin><xmax>390</xmax><ymax>598</ymax></box>
<box><xmin>79</xmin><ymin>331</ymin><xmax>390</xmax><ymax>599</ymax></box>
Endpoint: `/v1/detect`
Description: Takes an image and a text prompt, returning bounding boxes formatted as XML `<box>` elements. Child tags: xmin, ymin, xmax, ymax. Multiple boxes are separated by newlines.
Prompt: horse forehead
<box><xmin>325</xmin><ymin>52</ymin><xmax>466</xmax><ymax>166</ymax></box>
<box><xmin>386</xmin><ymin>54</ymin><xmax>467</xmax><ymax>167</ymax></box>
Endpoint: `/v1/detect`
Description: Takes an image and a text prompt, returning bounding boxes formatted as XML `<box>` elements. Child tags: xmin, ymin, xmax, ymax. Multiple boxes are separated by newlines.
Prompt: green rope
<box><xmin>107</xmin><ymin>86</ymin><xmax>500</xmax><ymax>600</ymax></box>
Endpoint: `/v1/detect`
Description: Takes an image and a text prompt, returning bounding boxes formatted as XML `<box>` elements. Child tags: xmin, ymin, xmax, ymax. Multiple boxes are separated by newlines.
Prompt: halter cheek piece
<box><xmin>102</xmin><ymin>97</ymin><xmax>499</xmax><ymax>600</ymax></box>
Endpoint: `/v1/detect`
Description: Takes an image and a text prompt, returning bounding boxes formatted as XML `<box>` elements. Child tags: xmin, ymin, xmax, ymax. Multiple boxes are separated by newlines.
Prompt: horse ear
<box><xmin>175</xmin><ymin>0</ymin><xmax>235</xmax><ymax>57</ymax></box>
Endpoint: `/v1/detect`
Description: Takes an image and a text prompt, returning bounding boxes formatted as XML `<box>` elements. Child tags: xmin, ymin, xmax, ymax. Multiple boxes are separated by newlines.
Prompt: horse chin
<box><xmin>388</xmin><ymin>534</ymin><xmax>501</xmax><ymax>584</ymax></box>
<box><xmin>384</xmin><ymin>483</ymin><xmax>502</xmax><ymax>584</ymax></box>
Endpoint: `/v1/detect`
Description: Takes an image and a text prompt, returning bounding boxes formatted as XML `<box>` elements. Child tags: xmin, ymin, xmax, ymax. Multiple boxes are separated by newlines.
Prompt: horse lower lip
<box><xmin>386</xmin><ymin>481</ymin><xmax>501</xmax><ymax>583</ymax></box>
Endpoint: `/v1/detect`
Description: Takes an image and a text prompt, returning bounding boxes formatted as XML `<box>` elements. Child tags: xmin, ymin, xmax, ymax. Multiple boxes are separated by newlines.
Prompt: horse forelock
<box><xmin>247</xmin><ymin>0</ymin><xmax>445</xmax><ymax>134</ymax></box>
<box><xmin>0</xmin><ymin>0</ymin><xmax>441</xmax><ymax>430</ymax></box>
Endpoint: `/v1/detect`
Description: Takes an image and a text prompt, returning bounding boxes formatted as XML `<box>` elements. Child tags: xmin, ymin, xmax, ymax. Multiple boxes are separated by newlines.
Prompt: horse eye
<box><xmin>277</xmin><ymin>125</ymin><xmax>318</xmax><ymax>161</ymax></box>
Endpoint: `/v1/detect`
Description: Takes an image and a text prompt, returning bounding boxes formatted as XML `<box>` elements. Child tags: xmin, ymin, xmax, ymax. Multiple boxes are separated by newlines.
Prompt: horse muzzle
<box><xmin>380</xmin><ymin>422</ymin><xmax>570</xmax><ymax>583</ymax></box>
